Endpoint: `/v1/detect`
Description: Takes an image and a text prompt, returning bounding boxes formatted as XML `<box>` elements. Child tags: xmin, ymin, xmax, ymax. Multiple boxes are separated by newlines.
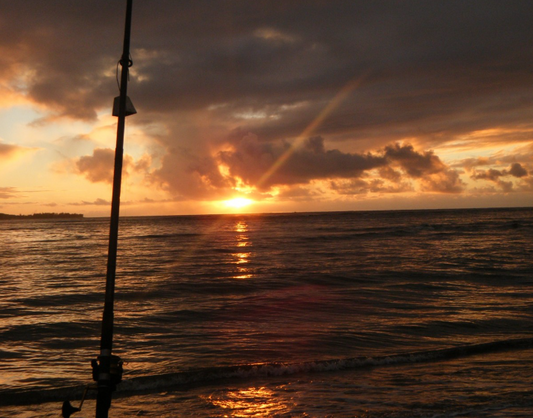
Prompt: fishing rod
<box><xmin>62</xmin><ymin>1</ymin><xmax>135</xmax><ymax>417</ymax></box>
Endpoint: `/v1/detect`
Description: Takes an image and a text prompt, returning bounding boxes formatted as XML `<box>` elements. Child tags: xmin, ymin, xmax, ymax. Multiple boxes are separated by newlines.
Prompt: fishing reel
<box><xmin>61</xmin><ymin>355</ymin><xmax>124</xmax><ymax>417</ymax></box>
<box><xmin>92</xmin><ymin>354</ymin><xmax>124</xmax><ymax>390</ymax></box>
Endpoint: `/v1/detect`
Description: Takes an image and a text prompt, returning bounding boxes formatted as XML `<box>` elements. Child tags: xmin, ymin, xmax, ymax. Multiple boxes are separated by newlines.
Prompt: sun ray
<box><xmin>256</xmin><ymin>74</ymin><xmax>367</xmax><ymax>188</ymax></box>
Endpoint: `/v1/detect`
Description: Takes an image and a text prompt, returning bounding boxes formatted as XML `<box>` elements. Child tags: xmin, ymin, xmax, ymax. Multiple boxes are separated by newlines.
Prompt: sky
<box><xmin>1</xmin><ymin>0</ymin><xmax>533</xmax><ymax>216</ymax></box>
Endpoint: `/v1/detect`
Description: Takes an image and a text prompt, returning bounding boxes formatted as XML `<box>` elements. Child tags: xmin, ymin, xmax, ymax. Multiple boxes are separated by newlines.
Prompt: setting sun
<box><xmin>224</xmin><ymin>198</ymin><xmax>254</xmax><ymax>209</ymax></box>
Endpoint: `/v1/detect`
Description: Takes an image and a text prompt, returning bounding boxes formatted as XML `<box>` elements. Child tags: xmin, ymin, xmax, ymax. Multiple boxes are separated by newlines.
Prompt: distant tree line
<box><xmin>0</xmin><ymin>212</ymin><xmax>84</xmax><ymax>220</ymax></box>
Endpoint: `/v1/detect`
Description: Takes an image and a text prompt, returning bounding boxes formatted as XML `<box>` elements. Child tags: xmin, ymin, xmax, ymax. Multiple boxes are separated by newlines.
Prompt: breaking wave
<box><xmin>3</xmin><ymin>337</ymin><xmax>532</xmax><ymax>406</ymax></box>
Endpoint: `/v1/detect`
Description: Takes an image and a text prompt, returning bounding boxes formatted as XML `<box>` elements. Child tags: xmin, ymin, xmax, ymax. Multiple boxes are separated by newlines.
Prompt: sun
<box><xmin>224</xmin><ymin>197</ymin><xmax>254</xmax><ymax>209</ymax></box>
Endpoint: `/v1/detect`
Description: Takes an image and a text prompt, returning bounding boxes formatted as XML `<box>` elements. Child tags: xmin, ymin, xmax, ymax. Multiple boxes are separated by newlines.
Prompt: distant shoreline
<box><xmin>0</xmin><ymin>212</ymin><xmax>84</xmax><ymax>220</ymax></box>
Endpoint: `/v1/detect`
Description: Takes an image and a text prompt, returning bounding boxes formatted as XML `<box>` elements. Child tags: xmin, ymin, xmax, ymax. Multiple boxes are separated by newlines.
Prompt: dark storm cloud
<box><xmin>2</xmin><ymin>1</ymin><xmax>532</xmax><ymax>200</ymax></box>
<box><xmin>157</xmin><ymin>133</ymin><xmax>463</xmax><ymax>198</ymax></box>
<box><xmin>128</xmin><ymin>0</ymin><xmax>533</xmax><ymax>151</ymax></box>
<box><xmin>2</xmin><ymin>1</ymin><xmax>532</xmax><ymax>130</ymax></box>
<box><xmin>219</xmin><ymin>135</ymin><xmax>385</xmax><ymax>189</ymax></box>
<box><xmin>217</xmin><ymin>137</ymin><xmax>461</xmax><ymax>196</ymax></box>
<box><xmin>0</xmin><ymin>2</ymin><xmax>126</xmax><ymax>119</ymax></box>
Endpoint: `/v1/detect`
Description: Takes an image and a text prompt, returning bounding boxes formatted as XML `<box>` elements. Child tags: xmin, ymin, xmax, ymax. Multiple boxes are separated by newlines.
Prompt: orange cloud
<box><xmin>76</xmin><ymin>148</ymin><xmax>134</xmax><ymax>183</ymax></box>
<box><xmin>218</xmin><ymin>136</ymin><xmax>463</xmax><ymax>194</ymax></box>
<box><xmin>0</xmin><ymin>187</ymin><xmax>20</xmax><ymax>199</ymax></box>
<box><xmin>0</xmin><ymin>142</ymin><xmax>34</xmax><ymax>162</ymax></box>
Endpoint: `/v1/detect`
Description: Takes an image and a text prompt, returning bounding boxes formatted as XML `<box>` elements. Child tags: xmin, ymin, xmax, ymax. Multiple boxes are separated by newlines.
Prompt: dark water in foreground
<box><xmin>1</xmin><ymin>207</ymin><xmax>532</xmax><ymax>417</ymax></box>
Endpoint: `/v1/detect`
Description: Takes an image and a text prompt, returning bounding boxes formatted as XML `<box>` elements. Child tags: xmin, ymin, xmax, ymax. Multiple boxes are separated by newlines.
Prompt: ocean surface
<box><xmin>1</xmin><ymin>207</ymin><xmax>533</xmax><ymax>417</ymax></box>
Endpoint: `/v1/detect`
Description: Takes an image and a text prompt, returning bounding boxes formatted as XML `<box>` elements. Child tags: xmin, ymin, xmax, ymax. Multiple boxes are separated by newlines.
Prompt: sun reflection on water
<box><xmin>232</xmin><ymin>220</ymin><xmax>253</xmax><ymax>279</ymax></box>
<box><xmin>207</xmin><ymin>386</ymin><xmax>291</xmax><ymax>417</ymax></box>
<box><xmin>235</xmin><ymin>220</ymin><xmax>248</xmax><ymax>233</ymax></box>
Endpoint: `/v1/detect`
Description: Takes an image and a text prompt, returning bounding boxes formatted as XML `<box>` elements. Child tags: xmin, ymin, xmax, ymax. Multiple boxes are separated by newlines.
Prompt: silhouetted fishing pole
<box><xmin>62</xmin><ymin>1</ymin><xmax>136</xmax><ymax>417</ymax></box>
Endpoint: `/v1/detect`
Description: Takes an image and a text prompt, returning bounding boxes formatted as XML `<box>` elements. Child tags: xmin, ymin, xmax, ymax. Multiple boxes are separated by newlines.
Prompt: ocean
<box><xmin>1</xmin><ymin>207</ymin><xmax>532</xmax><ymax>417</ymax></box>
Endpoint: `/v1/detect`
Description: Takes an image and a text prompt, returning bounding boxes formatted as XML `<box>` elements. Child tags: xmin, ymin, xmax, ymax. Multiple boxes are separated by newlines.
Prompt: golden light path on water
<box><xmin>231</xmin><ymin>220</ymin><xmax>252</xmax><ymax>279</ymax></box>
<box><xmin>145</xmin><ymin>215</ymin><xmax>254</xmax><ymax>281</ymax></box>
<box><xmin>206</xmin><ymin>386</ymin><xmax>293</xmax><ymax>417</ymax></box>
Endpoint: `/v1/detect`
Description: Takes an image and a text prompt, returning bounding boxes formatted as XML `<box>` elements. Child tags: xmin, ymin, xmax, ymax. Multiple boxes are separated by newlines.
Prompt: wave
<box><xmin>133</xmin><ymin>232</ymin><xmax>203</xmax><ymax>240</ymax></box>
<box><xmin>302</xmin><ymin>214</ymin><xmax>533</xmax><ymax>243</ymax></box>
<box><xmin>2</xmin><ymin>337</ymin><xmax>532</xmax><ymax>407</ymax></box>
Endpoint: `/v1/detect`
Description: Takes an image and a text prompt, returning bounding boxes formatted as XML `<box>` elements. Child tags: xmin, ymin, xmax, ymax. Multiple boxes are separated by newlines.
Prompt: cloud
<box><xmin>0</xmin><ymin>143</ymin><xmax>20</xmax><ymax>158</ymax></box>
<box><xmin>274</xmin><ymin>186</ymin><xmax>321</xmax><ymax>201</ymax></box>
<box><xmin>0</xmin><ymin>187</ymin><xmax>20</xmax><ymax>199</ymax></box>
<box><xmin>76</xmin><ymin>148</ymin><xmax>136</xmax><ymax>183</ymax></box>
<box><xmin>2</xmin><ymin>1</ymin><xmax>533</xmax><ymax>212</ymax></box>
<box><xmin>0</xmin><ymin>142</ymin><xmax>35</xmax><ymax>162</ymax></box>
<box><xmin>471</xmin><ymin>169</ymin><xmax>504</xmax><ymax>182</ymax></box>
<box><xmin>420</xmin><ymin>170</ymin><xmax>464</xmax><ymax>193</ymax></box>
<box><xmin>219</xmin><ymin>135</ymin><xmax>386</xmax><ymax>189</ymax></box>
<box><xmin>69</xmin><ymin>198</ymin><xmax>110</xmax><ymax>206</ymax></box>
<box><xmin>0</xmin><ymin>1</ymin><xmax>530</xmax><ymax>136</ymax></box>
<box><xmin>381</xmin><ymin>143</ymin><xmax>464</xmax><ymax>192</ymax></box>
<box><xmin>76</xmin><ymin>148</ymin><xmax>116</xmax><ymax>183</ymax></box>
<box><xmin>509</xmin><ymin>162</ymin><xmax>528</xmax><ymax>178</ymax></box>
<box><xmin>153</xmin><ymin>131</ymin><xmax>462</xmax><ymax>199</ymax></box>
<box><xmin>330</xmin><ymin>178</ymin><xmax>411</xmax><ymax>195</ymax></box>
<box><xmin>153</xmin><ymin>146</ymin><xmax>235</xmax><ymax>200</ymax></box>
<box><xmin>87</xmin><ymin>198</ymin><xmax>110</xmax><ymax>206</ymax></box>
<box><xmin>457</xmin><ymin>157</ymin><xmax>491</xmax><ymax>170</ymax></box>
<box><xmin>0</xmin><ymin>2</ymin><xmax>123</xmax><ymax>120</ymax></box>
<box><xmin>470</xmin><ymin>162</ymin><xmax>530</xmax><ymax>192</ymax></box>
<box><xmin>383</xmin><ymin>144</ymin><xmax>444</xmax><ymax>177</ymax></box>
<box><xmin>219</xmin><ymin>137</ymin><xmax>462</xmax><ymax>193</ymax></box>
<box><xmin>471</xmin><ymin>162</ymin><xmax>529</xmax><ymax>181</ymax></box>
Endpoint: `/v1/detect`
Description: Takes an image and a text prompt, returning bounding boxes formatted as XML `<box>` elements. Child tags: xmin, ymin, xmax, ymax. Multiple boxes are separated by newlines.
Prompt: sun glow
<box><xmin>224</xmin><ymin>197</ymin><xmax>254</xmax><ymax>209</ymax></box>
